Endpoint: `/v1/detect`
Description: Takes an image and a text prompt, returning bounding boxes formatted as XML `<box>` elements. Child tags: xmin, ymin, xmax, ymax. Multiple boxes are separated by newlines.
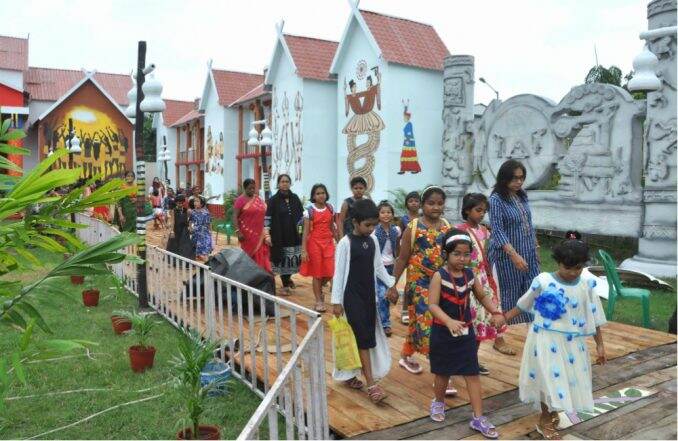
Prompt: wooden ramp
<box><xmin>144</xmin><ymin>226</ymin><xmax>677</xmax><ymax>439</ymax></box>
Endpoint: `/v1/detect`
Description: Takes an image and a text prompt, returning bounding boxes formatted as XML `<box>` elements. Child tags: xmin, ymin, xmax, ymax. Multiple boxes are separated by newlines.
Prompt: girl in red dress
<box><xmin>233</xmin><ymin>179</ymin><xmax>271</xmax><ymax>272</ymax></box>
<box><xmin>300</xmin><ymin>183</ymin><xmax>337</xmax><ymax>312</ymax></box>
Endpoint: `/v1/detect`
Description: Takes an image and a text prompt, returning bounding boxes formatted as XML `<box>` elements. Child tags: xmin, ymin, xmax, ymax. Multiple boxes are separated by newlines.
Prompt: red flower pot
<box><xmin>176</xmin><ymin>425</ymin><xmax>220</xmax><ymax>440</ymax></box>
<box><xmin>111</xmin><ymin>315</ymin><xmax>132</xmax><ymax>335</ymax></box>
<box><xmin>128</xmin><ymin>345</ymin><xmax>156</xmax><ymax>373</ymax></box>
<box><xmin>82</xmin><ymin>289</ymin><xmax>100</xmax><ymax>307</ymax></box>
<box><xmin>71</xmin><ymin>275</ymin><xmax>85</xmax><ymax>285</ymax></box>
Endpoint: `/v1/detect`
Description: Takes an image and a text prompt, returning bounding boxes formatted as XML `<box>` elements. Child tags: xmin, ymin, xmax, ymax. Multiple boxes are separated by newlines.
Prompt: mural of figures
<box><xmin>205</xmin><ymin>126</ymin><xmax>224</xmax><ymax>176</ymax></box>
<box><xmin>342</xmin><ymin>64</ymin><xmax>385</xmax><ymax>194</ymax></box>
<box><xmin>398</xmin><ymin>99</ymin><xmax>421</xmax><ymax>174</ymax></box>
<box><xmin>41</xmin><ymin>105</ymin><xmax>129</xmax><ymax>178</ymax></box>
<box><xmin>272</xmin><ymin>90</ymin><xmax>304</xmax><ymax>183</ymax></box>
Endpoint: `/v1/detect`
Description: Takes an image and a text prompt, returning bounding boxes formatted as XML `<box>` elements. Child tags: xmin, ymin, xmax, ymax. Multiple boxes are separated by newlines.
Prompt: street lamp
<box><xmin>65</xmin><ymin>118</ymin><xmax>81</xmax><ymax>170</ymax></box>
<box><xmin>247</xmin><ymin>120</ymin><xmax>273</xmax><ymax>200</ymax></box>
<box><xmin>158</xmin><ymin>135</ymin><xmax>171</xmax><ymax>184</ymax></box>
<box><xmin>125</xmin><ymin>41</ymin><xmax>165</xmax><ymax>309</ymax></box>
<box><xmin>628</xmin><ymin>43</ymin><xmax>661</xmax><ymax>92</ymax></box>
<box><xmin>479</xmin><ymin>77</ymin><xmax>500</xmax><ymax>101</ymax></box>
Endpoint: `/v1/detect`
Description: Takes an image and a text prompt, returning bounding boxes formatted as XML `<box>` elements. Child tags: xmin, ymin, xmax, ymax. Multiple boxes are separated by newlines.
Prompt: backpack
<box><xmin>407</xmin><ymin>217</ymin><xmax>450</xmax><ymax>249</ymax></box>
<box><xmin>297</xmin><ymin>203</ymin><xmax>335</xmax><ymax>235</ymax></box>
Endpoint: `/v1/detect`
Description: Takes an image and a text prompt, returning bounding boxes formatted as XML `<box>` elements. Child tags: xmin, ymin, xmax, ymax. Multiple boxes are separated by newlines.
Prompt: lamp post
<box><xmin>479</xmin><ymin>77</ymin><xmax>500</xmax><ymax>101</ymax></box>
<box><xmin>124</xmin><ymin>41</ymin><xmax>165</xmax><ymax>309</ymax></box>
<box><xmin>65</xmin><ymin>118</ymin><xmax>81</xmax><ymax>225</ymax></box>
<box><xmin>158</xmin><ymin>135</ymin><xmax>171</xmax><ymax>184</ymax></box>
<box><xmin>247</xmin><ymin>120</ymin><xmax>273</xmax><ymax>200</ymax></box>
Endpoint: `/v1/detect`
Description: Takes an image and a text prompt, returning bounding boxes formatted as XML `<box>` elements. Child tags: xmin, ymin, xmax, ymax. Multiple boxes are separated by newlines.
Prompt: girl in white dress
<box><xmin>504</xmin><ymin>232</ymin><xmax>607</xmax><ymax>440</ymax></box>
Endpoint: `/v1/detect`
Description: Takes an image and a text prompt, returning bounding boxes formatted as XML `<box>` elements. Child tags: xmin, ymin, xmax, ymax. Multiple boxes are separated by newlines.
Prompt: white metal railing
<box><xmin>74</xmin><ymin>213</ymin><xmax>329</xmax><ymax>440</ymax></box>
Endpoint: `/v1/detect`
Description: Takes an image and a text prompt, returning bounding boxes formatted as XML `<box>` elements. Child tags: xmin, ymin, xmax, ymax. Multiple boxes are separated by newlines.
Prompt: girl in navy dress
<box><xmin>428</xmin><ymin>229</ymin><xmax>504</xmax><ymax>437</ymax></box>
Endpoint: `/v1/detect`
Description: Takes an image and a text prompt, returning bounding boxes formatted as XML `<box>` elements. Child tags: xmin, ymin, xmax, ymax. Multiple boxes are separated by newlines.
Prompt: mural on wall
<box><xmin>343</xmin><ymin>61</ymin><xmax>385</xmax><ymax>193</ymax></box>
<box><xmin>42</xmin><ymin>105</ymin><xmax>129</xmax><ymax>178</ymax></box>
<box><xmin>205</xmin><ymin>126</ymin><xmax>224</xmax><ymax>175</ymax></box>
<box><xmin>398</xmin><ymin>99</ymin><xmax>421</xmax><ymax>174</ymax></box>
<box><xmin>272</xmin><ymin>90</ymin><xmax>304</xmax><ymax>184</ymax></box>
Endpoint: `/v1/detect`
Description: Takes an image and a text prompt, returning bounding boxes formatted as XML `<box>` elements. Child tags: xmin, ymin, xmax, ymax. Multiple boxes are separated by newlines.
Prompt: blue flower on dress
<box><xmin>529</xmin><ymin>371</ymin><xmax>536</xmax><ymax>379</ymax></box>
<box><xmin>550</xmin><ymin>343</ymin><xmax>557</xmax><ymax>353</ymax></box>
<box><xmin>534</xmin><ymin>287</ymin><xmax>568</xmax><ymax>321</ymax></box>
<box><xmin>531</xmin><ymin>280</ymin><xmax>541</xmax><ymax>291</ymax></box>
<box><xmin>548</xmin><ymin>282</ymin><xmax>556</xmax><ymax>288</ymax></box>
<box><xmin>568</xmin><ymin>355</ymin><xmax>575</xmax><ymax>364</ymax></box>
<box><xmin>533</xmin><ymin>324</ymin><xmax>540</xmax><ymax>333</ymax></box>
<box><xmin>553</xmin><ymin>369</ymin><xmax>560</xmax><ymax>378</ymax></box>
<box><xmin>578</xmin><ymin>320</ymin><xmax>586</xmax><ymax>328</ymax></box>
<box><xmin>557</xmin><ymin>388</ymin><xmax>565</xmax><ymax>400</ymax></box>
<box><xmin>579</xmin><ymin>343</ymin><xmax>586</xmax><ymax>352</ymax></box>
<box><xmin>566</xmin><ymin>334</ymin><xmax>573</xmax><ymax>342</ymax></box>
<box><xmin>533</xmin><ymin>347</ymin><xmax>538</xmax><ymax>357</ymax></box>
<box><xmin>591</xmin><ymin>304</ymin><xmax>597</xmax><ymax>314</ymax></box>
<box><xmin>543</xmin><ymin>320</ymin><xmax>551</xmax><ymax>329</ymax></box>
<box><xmin>570</xmin><ymin>300</ymin><xmax>578</xmax><ymax>309</ymax></box>
<box><xmin>588</xmin><ymin>279</ymin><xmax>597</xmax><ymax>289</ymax></box>
<box><xmin>572</xmin><ymin>317</ymin><xmax>578</xmax><ymax>326</ymax></box>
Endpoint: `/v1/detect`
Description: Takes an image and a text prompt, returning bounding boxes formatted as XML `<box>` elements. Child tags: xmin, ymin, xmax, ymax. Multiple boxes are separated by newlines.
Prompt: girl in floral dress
<box><xmin>457</xmin><ymin>193</ymin><xmax>511</xmax><ymax>375</ymax></box>
<box><xmin>189</xmin><ymin>196</ymin><xmax>213</xmax><ymax>262</ymax></box>
<box><xmin>387</xmin><ymin>187</ymin><xmax>455</xmax><ymax>392</ymax></box>
<box><xmin>504</xmin><ymin>234</ymin><xmax>607</xmax><ymax>440</ymax></box>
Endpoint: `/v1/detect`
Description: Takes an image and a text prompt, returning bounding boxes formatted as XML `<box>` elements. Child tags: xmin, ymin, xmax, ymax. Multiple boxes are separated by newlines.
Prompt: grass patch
<box><xmin>538</xmin><ymin>239</ymin><xmax>676</xmax><ymax>332</ymax></box>
<box><xmin>0</xmin><ymin>251</ymin><xmax>264</xmax><ymax>439</ymax></box>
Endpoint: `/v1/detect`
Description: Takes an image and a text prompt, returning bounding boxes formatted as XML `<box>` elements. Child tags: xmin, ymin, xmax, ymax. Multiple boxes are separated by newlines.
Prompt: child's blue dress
<box><xmin>189</xmin><ymin>209</ymin><xmax>213</xmax><ymax>256</ymax></box>
<box><xmin>517</xmin><ymin>272</ymin><xmax>607</xmax><ymax>412</ymax></box>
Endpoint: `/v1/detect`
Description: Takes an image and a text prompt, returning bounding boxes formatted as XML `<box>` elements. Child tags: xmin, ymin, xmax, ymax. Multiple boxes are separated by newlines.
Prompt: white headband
<box><xmin>446</xmin><ymin>234</ymin><xmax>471</xmax><ymax>245</ymax></box>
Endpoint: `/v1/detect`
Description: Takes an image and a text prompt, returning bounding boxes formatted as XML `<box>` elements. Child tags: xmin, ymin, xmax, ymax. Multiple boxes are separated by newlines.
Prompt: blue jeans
<box><xmin>376</xmin><ymin>264</ymin><xmax>394</xmax><ymax>329</ymax></box>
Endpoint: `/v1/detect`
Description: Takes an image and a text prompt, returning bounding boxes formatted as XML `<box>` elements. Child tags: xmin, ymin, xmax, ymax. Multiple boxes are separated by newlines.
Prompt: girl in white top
<box><xmin>504</xmin><ymin>233</ymin><xmax>607</xmax><ymax>440</ymax></box>
<box><xmin>372</xmin><ymin>201</ymin><xmax>401</xmax><ymax>336</ymax></box>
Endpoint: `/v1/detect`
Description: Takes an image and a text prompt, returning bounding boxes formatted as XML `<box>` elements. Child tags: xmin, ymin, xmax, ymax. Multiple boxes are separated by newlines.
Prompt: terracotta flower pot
<box><xmin>176</xmin><ymin>425</ymin><xmax>220</xmax><ymax>440</ymax></box>
<box><xmin>71</xmin><ymin>275</ymin><xmax>85</xmax><ymax>285</ymax></box>
<box><xmin>82</xmin><ymin>289</ymin><xmax>100</xmax><ymax>307</ymax></box>
<box><xmin>111</xmin><ymin>315</ymin><xmax>132</xmax><ymax>335</ymax></box>
<box><xmin>128</xmin><ymin>345</ymin><xmax>156</xmax><ymax>373</ymax></box>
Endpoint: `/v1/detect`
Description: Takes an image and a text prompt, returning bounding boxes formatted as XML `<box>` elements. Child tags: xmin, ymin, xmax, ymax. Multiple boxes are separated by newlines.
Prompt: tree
<box><xmin>0</xmin><ymin>119</ymin><xmax>142</xmax><ymax>409</ymax></box>
<box><xmin>585</xmin><ymin>65</ymin><xmax>623</xmax><ymax>86</ymax></box>
<box><xmin>142</xmin><ymin>114</ymin><xmax>156</xmax><ymax>162</ymax></box>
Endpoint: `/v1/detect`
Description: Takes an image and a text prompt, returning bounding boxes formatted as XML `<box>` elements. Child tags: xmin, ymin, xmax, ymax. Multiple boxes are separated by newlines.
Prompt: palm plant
<box><xmin>117</xmin><ymin>310</ymin><xmax>158</xmax><ymax>349</ymax></box>
<box><xmin>171</xmin><ymin>331</ymin><xmax>228</xmax><ymax>439</ymax></box>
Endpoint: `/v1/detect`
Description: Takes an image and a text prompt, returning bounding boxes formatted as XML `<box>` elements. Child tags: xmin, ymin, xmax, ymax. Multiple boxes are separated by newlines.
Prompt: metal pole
<box><xmin>134</xmin><ymin>41</ymin><xmax>149</xmax><ymax>309</ymax></box>
<box><xmin>68</xmin><ymin>118</ymin><xmax>76</xmax><ymax>226</ymax></box>
<box><xmin>261</xmin><ymin>141</ymin><xmax>270</xmax><ymax>201</ymax></box>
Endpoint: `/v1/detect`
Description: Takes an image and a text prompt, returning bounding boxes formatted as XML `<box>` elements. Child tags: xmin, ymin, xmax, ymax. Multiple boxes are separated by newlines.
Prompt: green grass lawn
<box><xmin>538</xmin><ymin>239</ymin><xmax>677</xmax><ymax>332</ymax></box>
<box><xmin>0</xmin><ymin>252</ymin><xmax>264</xmax><ymax>439</ymax></box>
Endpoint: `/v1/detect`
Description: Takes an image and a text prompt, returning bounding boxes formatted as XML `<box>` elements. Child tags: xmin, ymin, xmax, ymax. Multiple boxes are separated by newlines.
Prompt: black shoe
<box><xmin>478</xmin><ymin>364</ymin><xmax>490</xmax><ymax>375</ymax></box>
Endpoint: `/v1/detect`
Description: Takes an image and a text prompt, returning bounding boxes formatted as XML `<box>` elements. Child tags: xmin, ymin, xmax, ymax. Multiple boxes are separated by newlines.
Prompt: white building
<box><xmin>153</xmin><ymin>99</ymin><xmax>195</xmax><ymax>187</ymax></box>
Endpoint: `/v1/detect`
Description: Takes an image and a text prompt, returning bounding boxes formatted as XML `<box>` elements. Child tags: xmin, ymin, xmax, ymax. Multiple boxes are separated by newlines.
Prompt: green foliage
<box><xmin>222</xmin><ymin>190</ymin><xmax>239</xmax><ymax>221</ymax></box>
<box><xmin>170</xmin><ymin>331</ymin><xmax>228</xmax><ymax>438</ymax></box>
<box><xmin>387</xmin><ymin>188</ymin><xmax>409</xmax><ymax>216</ymax></box>
<box><xmin>115</xmin><ymin>309</ymin><xmax>159</xmax><ymax>349</ymax></box>
<box><xmin>142</xmin><ymin>114</ymin><xmax>157</xmax><ymax>162</ymax></box>
<box><xmin>585</xmin><ymin>65</ymin><xmax>623</xmax><ymax>86</ymax></box>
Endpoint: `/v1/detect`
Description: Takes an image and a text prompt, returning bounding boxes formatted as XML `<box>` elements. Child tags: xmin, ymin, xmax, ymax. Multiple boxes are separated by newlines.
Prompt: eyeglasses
<box><xmin>511</xmin><ymin>175</ymin><xmax>525</xmax><ymax>182</ymax></box>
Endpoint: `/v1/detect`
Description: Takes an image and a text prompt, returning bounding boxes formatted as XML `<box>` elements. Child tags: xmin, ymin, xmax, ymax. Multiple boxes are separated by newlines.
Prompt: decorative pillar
<box><xmin>622</xmin><ymin>0</ymin><xmax>677</xmax><ymax>277</ymax></box>
<box><xmin>441</xmin><ymin>55</ymin><xmax>475</xmax><ymax>223</ymax></box>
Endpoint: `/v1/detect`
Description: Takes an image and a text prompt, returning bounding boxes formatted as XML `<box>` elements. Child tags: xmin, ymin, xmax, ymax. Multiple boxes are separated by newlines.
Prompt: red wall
<box><xmin>0</xmin><ymin>83</ymin><xmax>25</xmax><ymax>175</ymax></box>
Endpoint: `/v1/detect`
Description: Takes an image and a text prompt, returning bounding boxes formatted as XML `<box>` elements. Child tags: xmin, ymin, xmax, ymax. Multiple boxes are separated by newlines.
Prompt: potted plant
<box><xmin>119</xmin><ymin>310</ymin><xmax>158</xmax><ymax>372</ymax></box>
<box><xmin>110</xmin><ymin>277</ymin><xmax>131</xmax><ymax>334</ymax></box>
<box><xmin>172</xmin><ymin>331</ymin><xmax>229</xmax><ymax>440</ymax></box>
<box><xmin>71</xmin><ymin>274</ymin><xmax>85</xmax><ymax>285</ymax></box>
<box><xmin>81</xmin><ymin>278</ymin><xmax>100</xmax><ymax>307</ymax></box>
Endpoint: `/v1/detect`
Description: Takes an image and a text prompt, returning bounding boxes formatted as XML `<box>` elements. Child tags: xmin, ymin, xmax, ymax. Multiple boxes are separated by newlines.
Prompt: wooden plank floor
<box><xmin>145</xmin><ymin>225</ymin><xmax>677</xmax><ymax>439</ymax></box>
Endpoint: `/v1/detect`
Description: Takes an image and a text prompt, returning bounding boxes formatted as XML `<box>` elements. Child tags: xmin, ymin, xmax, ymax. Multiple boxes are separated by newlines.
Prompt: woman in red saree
<box><xmin>233</xmin><ymin>178</ymin><xmax>272</xmax><ymax>272</ymax></box>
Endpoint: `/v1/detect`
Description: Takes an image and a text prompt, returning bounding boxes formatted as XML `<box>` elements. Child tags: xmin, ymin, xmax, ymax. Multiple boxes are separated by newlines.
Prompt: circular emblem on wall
<box><xmin>356</xmin><ymin>60</ymin><xmax>368</xmax><ymax>80</ymax></box>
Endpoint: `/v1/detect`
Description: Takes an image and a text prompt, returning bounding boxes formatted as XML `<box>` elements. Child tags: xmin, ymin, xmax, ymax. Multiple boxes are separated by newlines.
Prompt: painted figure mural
<box><xmin>342</xmin><ymin>63</ymin><xmax>385</xmax><ymax>194</ymax></box>
<box><xmin>42</xmin><ymin>105</ymin><xmax>129</xmax><ymax>178</ymax></box>
<box><xmin>272</xmin><ymin>90</ymin><xmax>303</xmax><ymax>183</ymax></box>
<box><xmin>398</xmin><ymin>99</ymin><xmax>421</xmax><ymax>174</ymax></box>
<box><xmin>205</xmin><ymin>126</ymin><xmax>224</xmax><ymax>176</ymax></box>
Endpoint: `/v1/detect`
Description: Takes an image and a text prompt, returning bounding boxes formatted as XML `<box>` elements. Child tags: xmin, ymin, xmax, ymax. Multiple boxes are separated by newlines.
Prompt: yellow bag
<box><xmin>328</xmin><ymin>316</ymin><xmax>362</xmax><ymax>371</ymax></box>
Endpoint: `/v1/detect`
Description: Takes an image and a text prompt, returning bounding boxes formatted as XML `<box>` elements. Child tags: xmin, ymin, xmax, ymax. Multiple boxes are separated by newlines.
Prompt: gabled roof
<box><xmin>35</xmin><ymin>73</ymin><xmax>132</xmax><ymax>124</ymax></box>
<box><xmin>171</xmin><ymin>109</ymin><xmax>202</xmax><ymax>128</ymax></box>
<box><xmin>162</xmin><ymin>99</ymin><xmax>195</xmax><ymax>127</ymax></box>
<box><xmin>284</xmin><ymin>34</ymin><xmax>338</xmax><ymax>81</ymax></box>
<box><xmin>230</xmin><ymin>83</ymin><xmax>269</xmax><ymax>106</ymax></box>
<box><xmin>330</xmin><ymin>5</ymin><xmax>449</xmax><ymax>73</ymax></box>
<box><xmin>24</xmin><ymin>67</ymin><xmax>132</xmax><ymax>105</ymax></box>
<box><xmin>211</xmin><ymin>69</ymin><xmax>263</xmax><ymax>106</ymax></box>
<box><xmin>0</xmin><ymin>35</ymin><xmax>28</xmax><ymax>72</ymax></box>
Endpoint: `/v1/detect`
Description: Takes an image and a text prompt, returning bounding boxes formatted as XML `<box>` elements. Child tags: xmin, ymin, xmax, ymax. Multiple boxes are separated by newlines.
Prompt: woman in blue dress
<box><xmin>189</xmin><ymin>196</ymin><xmax>213</xmax><ymax>262</ymax></box>
<box><xmin>489</xmin><ymin>160</ymin><xmax>540</xmax><ymax>333</ymax></box>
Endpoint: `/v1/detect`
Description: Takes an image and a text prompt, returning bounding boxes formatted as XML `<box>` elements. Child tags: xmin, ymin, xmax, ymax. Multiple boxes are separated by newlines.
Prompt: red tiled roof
<box><xmin>171</xmin><ymin>109</ymin><xmax>202</xmax><ymax>128</ymax></box>
<box><xmin>24</xmin><ymin>67</ymin><xmax>132</xmax><ymax>105</ymax></box>
<box><xmin>284</xmin><ymin>34</ymin><xmax>338</xmax><ymax>81</ymax></box>
<box><xmin>0</xmin><ymin>35</ymin><xmax>28</xmax><ymax>72</ymax></box>
<box><xmin>162</xmin><ymin>99</ymin><xmax>195</xmax><ymax>127</ymax></box>
<box><xmin>211</xmin><ymin>69</ymin><xmax>263</xmax><ymax>106</ymax></box>
<box><xmin>230</xmin><ymin>83</ymin><xmax>270</xmax><ymax>106</ymax></box>
<box><xmin>359</xmin><ymin>9</ymin><xmax>449</xmax><ymax>71</ymax></box>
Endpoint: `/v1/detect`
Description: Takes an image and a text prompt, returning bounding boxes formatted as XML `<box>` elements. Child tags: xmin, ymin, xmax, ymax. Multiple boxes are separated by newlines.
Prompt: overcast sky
<box><xmin>8</xmin><ymin>0</ymin><xmax>647</xmax><ymax>104</ymax></box>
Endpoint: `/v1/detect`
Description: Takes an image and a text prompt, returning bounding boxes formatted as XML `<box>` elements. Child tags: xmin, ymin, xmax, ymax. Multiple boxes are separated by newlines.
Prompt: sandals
<box><xmin>493</xmin><ymin>341</ymin><xmax>517</xmax><ymax>356</ymax></box>
<box><xmin>398</xmin><ymin>357</ymin><xmax>423</xmax><ymax>374</ymax></box>
<box><xmin>536</xmin><ymin>421</ymin><xmax>562</xmax><ymax>440</ymax></box>
<box><xmin>344</xmin><ymin>377</ymin><xmax>363</xmax><ymax>389</ymax></box>
<box><xmin>314</xmin><ymin>302</ymin><xmax>326</xmax><ymax>313</ymax></box>
<box><xmin>470</xmin><ymin>415</ymin><xmax>499</xmax><ymax>439</ymax></box>
<box><xmin>432</xmin><ymin>382</ymin><xmax>458</xmax><ymax>396</ymax></box>
<box><xmin>367</xmin><ymin>384</ymin><xmax>387</xmax><ymax>403</ymax></box>
<box><xmin>430</xmin><ymin>400</ymin><xmax>445</xmax><ymax>422</ymax></box>
<box><xmin>384</xmin><ymin>327</ymin><xmax>392</xmax><ymax>337</ymax></box>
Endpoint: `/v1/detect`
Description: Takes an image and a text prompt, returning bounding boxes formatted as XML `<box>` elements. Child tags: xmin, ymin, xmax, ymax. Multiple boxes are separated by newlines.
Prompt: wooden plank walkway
<box><xmin>145</xmin><ymin>225</ymin><xmax>677</xmax><ymax>439</ymax></box>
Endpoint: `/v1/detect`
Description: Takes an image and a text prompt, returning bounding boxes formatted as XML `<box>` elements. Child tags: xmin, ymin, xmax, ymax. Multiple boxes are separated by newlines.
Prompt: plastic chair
<box><xmin>215</xmin><ymin>222</ymin><xmax>233</xmax><ymax>245</ymax></box>
<box><xmin>598</xmin><ymin>249</ymin><xmax>651</xmax><ymax>328</ymax></box>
